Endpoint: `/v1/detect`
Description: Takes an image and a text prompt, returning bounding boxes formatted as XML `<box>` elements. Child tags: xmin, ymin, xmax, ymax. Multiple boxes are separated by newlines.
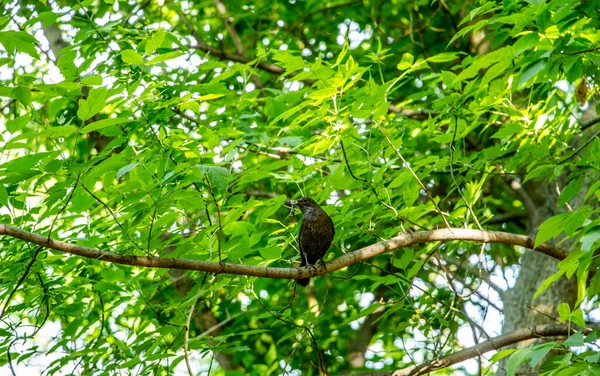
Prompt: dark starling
<box><xmin>288</xmin><ymin>197</ymin><xmax>335</xmax><ymax>286</ymax></box>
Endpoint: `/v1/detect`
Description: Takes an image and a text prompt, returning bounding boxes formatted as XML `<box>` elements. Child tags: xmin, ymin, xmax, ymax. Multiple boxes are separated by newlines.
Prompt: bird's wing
<box><xmin>298</xmin><ymin>219</ymin><xmax>306</xmax><ymax>253</ymax></box>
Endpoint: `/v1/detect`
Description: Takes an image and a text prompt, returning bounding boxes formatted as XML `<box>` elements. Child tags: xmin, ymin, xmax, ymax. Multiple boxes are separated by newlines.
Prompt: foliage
<box><xmin>1</xmin><ymin>0</ymin><xmax>600</xmax><ymax>375</ymax></box>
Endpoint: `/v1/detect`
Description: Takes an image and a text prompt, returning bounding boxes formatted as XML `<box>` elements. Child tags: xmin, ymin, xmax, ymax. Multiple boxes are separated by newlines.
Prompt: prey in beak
<box><xmin>285</xmin><ymin>199</ymin><xmax>297</xmax><ymax>216</ymax></box>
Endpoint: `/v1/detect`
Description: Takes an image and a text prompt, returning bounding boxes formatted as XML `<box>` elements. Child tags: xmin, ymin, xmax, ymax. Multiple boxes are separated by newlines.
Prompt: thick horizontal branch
<box><xmin>347</xmin><ymin>323</ymin><xmax>598</xmax><ymax>376</ymax></box>
<box><xmin>0</xmin><ymin>225</ymin><xmax>568</xmax><ymax>279</ymax></box>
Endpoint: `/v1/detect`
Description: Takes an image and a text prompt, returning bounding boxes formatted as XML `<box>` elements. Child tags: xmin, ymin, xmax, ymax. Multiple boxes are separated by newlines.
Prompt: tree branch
<box><xmin>387</xmin><ymin>104</ymin><xmax>439</xmax><ymax>119</ymax></box>
<box><xmin>0</xmin><ymin>224</ymin><xmax>568</xmax><ymax>278</ymax></box>
<box><xmin>287</xmin><ymin>0</ymin><xmax>363</xmax><ymax>34</ymax></box>
<box><xmin>345</xmin><ymin>324</ymin><xmax>599</xmax><ymax>376</ymax></box>
<box><xmin>392</xmin><ymin>324</ymin><xmax>596</xmax><ymax>376</ymax></box>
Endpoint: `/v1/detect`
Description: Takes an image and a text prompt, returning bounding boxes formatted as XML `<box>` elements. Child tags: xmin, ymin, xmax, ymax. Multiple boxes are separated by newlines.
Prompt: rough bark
<box><xmin>498</xmin><ymin>114</ymin><xmax>597</xmax><ymax>374</ymax></box>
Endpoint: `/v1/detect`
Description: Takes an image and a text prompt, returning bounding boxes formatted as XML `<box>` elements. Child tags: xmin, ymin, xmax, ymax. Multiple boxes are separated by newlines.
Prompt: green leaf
<box><xmin>535</xmin><ymin>213</ymin><xmax>569</xmax><ymax>248</ymax></box>
<box><xmin>259</xmin><ymin>247</ymin><xmax>283</xmax><ymax>260</ymax></box>
<box><xmin>57</xmin><ymin>49</ymin><xmax>78</xmax><ymax>79</ymax></box>
<box><xmin>0</xmin><ymin>183</ymin><xmax>8</xmax><ymax>207</ymax></box>
<box><xmin>585</xmin><ymin>180</ymin><xmax>600</xmax><ymax>201</ymax></box>
<box><xmin>407</xmin><ymin>257</ymin><xmax>427</xmax><ymax>278</ymax></box>
<box><xmin>100</xmin><ymin>268</ymin><xmax>126</xmax><ymax>282</ymax></box>
<box><xmin>116</xmin><ymin>163</ymin><xmax>138</xmax><ymax>179</ymax></box>
<box><xmin>519</xmin><ymin>60</ymin><xmax>546</xmax><ymax>87</ymax></box>
<box><xmin>455</xmin><ymin>47</ymin><xmax>513</xmax><ymax>82</ymax></box>
<box><xmin>397</xmin><ymin>53</ymin><xmax>415</xmax><ymax>70</ymax></box>
<box><xmin>491</xmin><ymin>123</ymin><xmax>521</xmax><ymax>139</ymax></box>
<box><xmin>81</xmin><ymin>75</ymin><xmax>103</xmax><ymax>85</ymax></box>
<box><xmin>269</xmin><ymin>102</ymin><xmax>310</xmax><ymax>125</ymax></box>
<box><xmin>146</xmin><ymin>51</ymin><xmax>183</xmax><ymax>65</ymax></box>
<box><xmin>564</xmin><ymin>332</ymin><xmax>584</xmax><ymax>346</ymax></box>
<box><xmin>199</xmin><ymin>94</ymin><xmax>225</xmax><ymax>101</ymax></box>
<box><xmin>558</xmin><ymin>178</ymin><xmax>584</xmax><ymax>207</ymax></box>
<box><xmin>6</xmin><ymin>114</ymin><xmax>29</xmax><ymax>133</ymax></box>
<box><xmin>40</xmin><ymin>125</ymin><xmax>77</xmax><ymax>137</ymax></box>
<box><xmin>80</xmin><ymin>117</ymin><xmax>131</xmax><ymax>133</ymax></box>
<box><xmin>223</xmin><ymin>221</ymin><xmax>256</xmax><ymax>237</ymax></box>
<box><xmin>525</xmin><ymin>164</ymin><xmax>555</xmax><ymax>182</ymax></box>
<box><xmin>0</xmin><ymin>15</ymin><xmax>10</xmax><ymax>29</ymax></box>
<box><xmin>145</xmin><ymin>353</ymin><xmax>174</xmax><ymax>361</ymax></box>
<box><xmin>533</xmin><ymin>268</ymin><xmax>566</xmax><ymax>300</ymax></box>
<box><xmin>427</xmin><ymin>52</ymin><xmax>462</xmax><ymax>63</ymax></box>
<box><xmin>393</xmin><ymin>249</ymin><xmax>414</xmax><ymax>270</ymax></box>
<box><xmin>307</xmin><ymin>87</ymin><xmax>338</xmax><ymax>100</ymax></box>
<box><xmin>459</xmin><ymin>3</ymin><xmax>501</xmax><ymax>26</ymax></box>
<box><xmin>77</xmin><ymin>87</ymin><xmax>108</xmax><ymax>121</ymax></box>
<box><xmin>562</xmin><ymin>207</ymin><xmax>589</xmax><ymax>236</ymax></box>
<box><xmin>557</xmin><ymin>302</ymin><xmax>570</xmax><ymax>322</ymax></box>
<box><xmin>271</xmin><ymin>50</ymin><xmax>305</xmax><ymax>73</ymax></box>
<box><xmin>69</xmin><ymin>189</ymin><xmax>94</xmax><ymax>213</ymax></box>
<box><xmin>1</xmin><ymin>152</ymin><xmax>51</xmax><ymax>171</ymax></box>
<box><xmin>12</xmin><ymin>86</ymin><xmax>32</xmax><ymax>106</ymax></box>
<box><xmin>83</xmin><ymin>154</ymin><xmax>126</xmax><ymax>187</ymax></box>
<box><xmin>121</xmin><ymin>49</ymin><xmax>144</xmax><ymax>65</ymax></box>
<box><xmin>570</xmin><ymin>308</ymin><xmax>586</xmax><ymax>327</ymax></box>
<box><xmin>180</xmin><ymin>101</ymin><xmax>200</xmax><ymax>113</ymax></box>
<box><xmin>94</xmin><ymin>281</ymin><xmax>123</xmax><ymax>292</ymax></box>
<box><xmin>581</xmin><ymin>227</ymin><xmax>600</xmax><ymax>251</ymax></box>
<box><xmin>0</xmin><ymin>31</ymin><xmax>39</xmax><ymax>58</ymax></box>
<box><xmin>145</xmin><ymin>29</ymin><xmax>165</xmax><ymax>54</ymax></box>
<box><xmin>506</xmin><ymin>348</ymin><xmax>531</xmax><ymax>376</ymax></box>
<box><xmin>194</xmin><ymin>165</ymin><xmax>232</xmax><ymax>193</ymax></box>
<box><xmin>513</xmin><ymin>32</ymin><xmax>540</xmax><ymax>54</ymax></box>
<box><xmin>528</xmin><ymin>343</ymin><xmax>555</xmax><ymax>368</ymax></box>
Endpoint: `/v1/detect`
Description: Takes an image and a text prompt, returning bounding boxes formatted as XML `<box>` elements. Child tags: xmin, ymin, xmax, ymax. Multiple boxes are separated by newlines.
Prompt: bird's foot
<box><xmin>316</xmin><ymin>258</ymin><xmax>328</xmax><ymax>271</ymax></box>
<box><xmin>305</xmin><ymin>263</ymin><xmax>318</xmax><ymax>276</ymax></box>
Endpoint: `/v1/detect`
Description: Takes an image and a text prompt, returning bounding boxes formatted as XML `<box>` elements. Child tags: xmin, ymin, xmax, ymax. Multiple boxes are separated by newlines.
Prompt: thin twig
<box><xmin>251</xmin><ymin>289</ymin><xmax>327</xmax><ymax>373</ymax></box>
<box><xmin>204</xmin><ymin>174</ymin><xmax>223</xmax><ymax>263</ymax></box>
<box><xmin>147</xmin><ymin>190</ymin><xmax>162</xmax><ymax>257</ymax></box>
<box><xmin>449</xmin><ymin>117</ymin><xmax>483</xmax><ymax>230</ymax></box>
<box><xmin>367</xmin><ymin>261</ymin><xmax>492</xmax><ymax>341</ymax></box>
<box><xmin>48</xmin><ymin>173</ymin><xmax>80</xmax><ymax>239</ymax></box>
<box><xmin>340</xmin><ymin>140</ymin><xmax>426</xmax><ymax>230</ymax></box>
<box><xmin>376</xmin><ymin>122</ymin><xmax>452</xmax><ymax>229</ymax></box>
<box><xmin>7</xmin><ymin>339</ymin><xmax>17</xmax><ymax>376</ymax></box>
<box><xmin>559</xmin><ymin>127</ymin><xmax>600</xmax><ymax>164</ymax></box>
<box><xmin>80</xmin><ymin>184</ymin><xmax>146</xmax><ymax>252</ymax></box>
<box><xmin>184</xmin><ymin>296</ymin><xmax>199</xmax><ymax>376</ymax></box>
<box><xmin>32</xmin><ymin>273</ymin><xmax>50</xmax><ymax>335</ymax></box>
<box><xmin>0</xmin><ymin>246</ymin><xmax>43</xmax><ymax>319</ymax></box>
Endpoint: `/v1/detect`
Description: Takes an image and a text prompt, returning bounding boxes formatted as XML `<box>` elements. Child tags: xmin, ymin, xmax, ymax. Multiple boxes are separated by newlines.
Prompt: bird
<box><xmin>288</xmin><ymin>197</ymin><xmax>335</xmax><ymax>286</ymax></box>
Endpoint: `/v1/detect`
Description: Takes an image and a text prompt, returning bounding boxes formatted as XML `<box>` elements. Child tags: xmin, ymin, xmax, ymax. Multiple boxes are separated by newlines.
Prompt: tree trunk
<box><xmin>498</xmin><ymin>117</ymin><xmax>596</xmax><ymax>373</ymax></box>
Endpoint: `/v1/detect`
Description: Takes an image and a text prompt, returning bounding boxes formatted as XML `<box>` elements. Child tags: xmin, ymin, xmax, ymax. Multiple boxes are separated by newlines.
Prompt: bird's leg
<box><xmin>303</xmin><ymin>253</ymin><xmax>319</xmax><ymax>275</ymax></box>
